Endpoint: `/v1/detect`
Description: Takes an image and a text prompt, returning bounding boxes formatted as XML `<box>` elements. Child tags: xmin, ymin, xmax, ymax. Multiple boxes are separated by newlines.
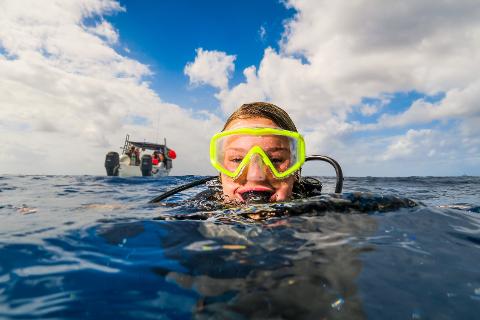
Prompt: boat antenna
<box><xmin>155</xmin><ymin>108</ymin><xmax>161</xmax><ymax>144</ymax></box>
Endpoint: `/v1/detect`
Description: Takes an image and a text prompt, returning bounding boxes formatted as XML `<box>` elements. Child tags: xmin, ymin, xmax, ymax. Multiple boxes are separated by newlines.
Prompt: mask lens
<box><xmin>216</xmin><ymin>133</ymin><xmax>296</xmax><ymax>176</ymax></box>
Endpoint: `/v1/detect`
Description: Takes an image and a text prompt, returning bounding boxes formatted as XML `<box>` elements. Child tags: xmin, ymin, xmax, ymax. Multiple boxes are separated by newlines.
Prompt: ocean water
<box><xmin>0</xmin><ymin>175</ymin><xmax>479</xmax><ymax>319</ymax></box>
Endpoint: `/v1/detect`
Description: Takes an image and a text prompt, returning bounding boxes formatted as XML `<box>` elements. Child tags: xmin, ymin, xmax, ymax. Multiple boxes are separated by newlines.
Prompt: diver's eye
<box><xmin>225</xmin><ymin>154</ymin><xmax>244</xmax><ymax>164</ymax></box>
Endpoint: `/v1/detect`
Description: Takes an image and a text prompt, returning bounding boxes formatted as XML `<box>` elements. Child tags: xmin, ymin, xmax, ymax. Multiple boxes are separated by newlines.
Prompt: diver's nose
<box><xmin>245</xmin><ymin>154</ymin><xmax>267</xmax><ymax>181</ymax></box>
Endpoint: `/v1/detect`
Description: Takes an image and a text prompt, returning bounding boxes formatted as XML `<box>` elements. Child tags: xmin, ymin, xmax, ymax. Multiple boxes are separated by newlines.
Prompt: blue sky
<box><xmin>1</xmin><ymin>0</ymin><xmax>479</xmax><ymax>176</ymax></box>
<box><xmin>108</xmin><ymin>0</ymin><xmax>294</xmax><ymax>114</ymax></box>
<box><xmin>105</xmin><ymin>1</ymin><xmax>451</xmax><ymax>129</ymax></box>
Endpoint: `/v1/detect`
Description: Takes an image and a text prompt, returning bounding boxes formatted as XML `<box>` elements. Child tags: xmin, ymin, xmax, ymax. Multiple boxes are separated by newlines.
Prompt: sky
<box><xmin>1</xmin><ymin>0</ymin><xmax>479</xmax><ymax>177</ymax></box>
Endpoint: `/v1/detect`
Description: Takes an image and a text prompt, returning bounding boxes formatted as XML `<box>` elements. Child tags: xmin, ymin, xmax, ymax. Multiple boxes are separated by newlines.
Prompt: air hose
<box><xmin>149</xmin><ymin>155</ymin><xmax>343</xmax><ymax>203</ymax></box>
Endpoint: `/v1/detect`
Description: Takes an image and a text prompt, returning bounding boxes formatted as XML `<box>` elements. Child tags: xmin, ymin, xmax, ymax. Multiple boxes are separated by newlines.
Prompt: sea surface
<box><xmin>0</xmin><ymin>175</ymin><xmax>479</xmax><ymax>319</ymax></box>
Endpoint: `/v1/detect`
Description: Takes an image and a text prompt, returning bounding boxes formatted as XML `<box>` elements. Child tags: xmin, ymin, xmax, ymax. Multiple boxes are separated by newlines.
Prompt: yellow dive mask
<box><xmin>210</xmin><ymin>127</ymin><xmax>306</xmax><ymax>179</ymax></box>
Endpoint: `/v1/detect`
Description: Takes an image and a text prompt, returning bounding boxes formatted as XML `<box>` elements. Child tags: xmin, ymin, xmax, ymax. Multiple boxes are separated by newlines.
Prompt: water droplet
<box><xmin>331</xmin><ymin>298</ymin><xmax>344</xmax><ymax>310</ymax></box>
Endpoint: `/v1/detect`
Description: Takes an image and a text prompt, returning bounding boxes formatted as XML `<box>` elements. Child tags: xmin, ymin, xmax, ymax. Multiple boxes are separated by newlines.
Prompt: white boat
<box><xmin>104</xmin><ymin>134</ymin><xmax>176</xmax><ymax>177</ymax></box>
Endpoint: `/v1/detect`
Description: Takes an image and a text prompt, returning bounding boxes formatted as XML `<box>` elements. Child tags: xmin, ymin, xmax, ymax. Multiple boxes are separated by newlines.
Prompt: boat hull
<box><xmin>118</xmin><ymin>163</ymin><xmax>170</xmax><ymax>177</ymax></box>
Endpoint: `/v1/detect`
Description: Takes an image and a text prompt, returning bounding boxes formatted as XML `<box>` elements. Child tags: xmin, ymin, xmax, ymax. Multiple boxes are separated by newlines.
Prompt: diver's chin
<box><xmin>221</xmin><ymin>195</ymin><xmax>243</xmax><ymax>207</ymax></box>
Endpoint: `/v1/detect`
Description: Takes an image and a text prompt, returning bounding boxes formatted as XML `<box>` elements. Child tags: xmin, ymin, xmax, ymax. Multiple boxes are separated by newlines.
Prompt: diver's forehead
<box><xmin>225</xmin><ymin>118</ymin><xmax>280</xmax><ymax>130</ymax></box>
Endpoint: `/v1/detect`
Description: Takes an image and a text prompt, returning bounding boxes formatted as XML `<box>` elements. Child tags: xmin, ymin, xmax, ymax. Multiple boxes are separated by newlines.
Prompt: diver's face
<box><xmin>221</xmin><ymin>118</ymin><xmax>296</xmax><ymax>204</ymax></box>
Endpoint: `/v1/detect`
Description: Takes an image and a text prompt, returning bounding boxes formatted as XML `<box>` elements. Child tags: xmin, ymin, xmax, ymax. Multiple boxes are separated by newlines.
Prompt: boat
<box><xmin>104</xmin><ymin>134</ymin><xmax>176</xmax><ymax>177</ymax></box>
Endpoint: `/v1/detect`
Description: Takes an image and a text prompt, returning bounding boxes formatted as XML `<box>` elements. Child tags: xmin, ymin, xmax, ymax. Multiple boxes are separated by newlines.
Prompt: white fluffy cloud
<box><xmin>87</xmin><ymin>20</ymin><xmax>119</xmax><ymax>44</ymax></box>
<box><xmin>2</xmin><ymin>0</ymin><xmax>480</xmax><ymax>177</ymax></box>
<box><xmin>210</xmin><ymin>0</ymin><xmax>480</xmax><ymax>175</ymax></box>
<box><xmin>0</xmin><ymin>0</ymin><xmax>222</xmax><ymax>175</ymax></box>
<box><xmin>184</xmin><ymin>48</ymin><xmax>236</xmax><ymax>90</ymax></box>
<box><xmin>378</xmin><ymin>82</ymin><xmax>480</xmax><ymax>128</ymax></box>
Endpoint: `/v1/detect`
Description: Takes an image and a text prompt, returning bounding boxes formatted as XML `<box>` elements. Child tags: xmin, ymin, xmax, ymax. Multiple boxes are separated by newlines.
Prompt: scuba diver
<box><xmin>139</xmin><ymin>103</ymin><xmax>415</xmax><ymax>318</ymax></box>
<box><xmin>212</xmin><ymin>102</ymin><xmax>310</xmax><ymax>204</ymax></box>
<box><xmin>150</xmin><ymin>102</ymin><xmax>343</xmax><ymax>205</ymax></box>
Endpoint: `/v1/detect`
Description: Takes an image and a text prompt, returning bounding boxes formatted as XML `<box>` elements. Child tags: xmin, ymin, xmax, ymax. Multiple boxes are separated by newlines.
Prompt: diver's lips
<box><xmin>238</xmin><ymin>186</ymin><xmax>273</xmax><ymax>194</ymax></box>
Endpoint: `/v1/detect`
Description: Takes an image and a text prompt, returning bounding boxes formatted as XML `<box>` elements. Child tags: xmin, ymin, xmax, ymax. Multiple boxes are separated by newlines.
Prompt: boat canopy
<box><xmin>128</xmin><ymin>141</ymin><xmax>168</xmax><ymax>151</ymax></box>
<box><xmin>121</xmin><ymin>134</ymin><xmax>176</xmax><ymax>160</ymax></box>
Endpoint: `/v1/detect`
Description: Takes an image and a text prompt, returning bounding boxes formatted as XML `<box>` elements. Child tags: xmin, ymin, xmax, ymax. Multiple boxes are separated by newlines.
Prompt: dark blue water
<box><xmin>1</xmin><ymin>175</ymin><xmax>479</xmax><ymax>319</ymax></box>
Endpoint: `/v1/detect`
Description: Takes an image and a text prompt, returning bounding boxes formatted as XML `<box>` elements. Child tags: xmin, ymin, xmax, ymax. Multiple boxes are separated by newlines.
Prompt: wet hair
<box><xmin>222</xmin><ymin>102</ymin><xmax>297</xmax><ymax>132</ymax></box>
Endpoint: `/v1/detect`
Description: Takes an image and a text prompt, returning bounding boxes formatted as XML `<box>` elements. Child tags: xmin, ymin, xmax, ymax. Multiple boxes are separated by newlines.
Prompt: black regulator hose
<box><xmin>148</xmin><ymin>176</ymin><xmax>216</xmax><ymax>203</ymax></box>
<box><xmin>305</xmin><ymin>155</ymin><xmax>343</xmax><ymax>193</ymax></box>
<box><xmin>148</xmin><ymin>155</ymin><xmax>343</xmax><ymax>203</ymax></box>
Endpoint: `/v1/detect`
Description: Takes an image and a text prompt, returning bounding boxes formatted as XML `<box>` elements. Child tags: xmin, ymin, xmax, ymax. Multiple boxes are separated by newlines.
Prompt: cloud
<box><xmin>0</xmin><ymin>0</ymin><xmax>222</xmax><ymax>175</ymax></box>
<box><xmin>3</xmin><ymin>0</ymin><xmax>480</xmax><ymax>176</ymax></box>
<box><xmin>360</xmin><ymin>105</ymin><xmax>378</xmax><ymax>117</ymax></box>
<box><xmin>258</xmin><ymin>25</ymin><xmax>267</xmax><ymax>42</ymax></box>
<box><xmin>184</xmin><ymin>48</ymin><xmax>236</xmax><ymax>90</ymax></box>
<box><xmin>87</xmin><ymin>20</ymin><xmax>119</xmax><ymax>44</ymax></box>
<box><xmin>381</xmin><ymin>129</ymin><xmax>435</xmax><ymax>161</ymax></box>
<box><xmin>210</xmin><ymin>0</ymin><xmax>480</xmax><ymax>175</ymax></box>
<box><xmin>373</xmin><ymin>127</ymin><xmax>479</xmax><ymax>175</ymax></box>
<box><xmin>378</xmin><ymin>82</ymin><xmax>480</xmax><ymax>128</ymax></box>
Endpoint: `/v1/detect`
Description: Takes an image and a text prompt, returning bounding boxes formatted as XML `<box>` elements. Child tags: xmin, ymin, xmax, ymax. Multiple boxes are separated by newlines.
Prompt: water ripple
<box><xmin>0</xmin><ymin>175</ymin><xmax>479</xmax><ymax>319</ymax></box>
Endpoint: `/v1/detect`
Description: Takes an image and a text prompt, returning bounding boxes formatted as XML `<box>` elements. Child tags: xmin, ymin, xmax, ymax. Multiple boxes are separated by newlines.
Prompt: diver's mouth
<box><xmin>239</xmin><ymin>190</ymin><xmax>274</xmax><ymax>204</ymax></box>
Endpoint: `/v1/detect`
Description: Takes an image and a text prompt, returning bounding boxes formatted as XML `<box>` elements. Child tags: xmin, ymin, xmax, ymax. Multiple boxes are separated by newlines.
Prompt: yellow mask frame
<box><xmin>210</xmin><ymin>127</ymin><xmax>306</xmax><ymax>179</ymax></box>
